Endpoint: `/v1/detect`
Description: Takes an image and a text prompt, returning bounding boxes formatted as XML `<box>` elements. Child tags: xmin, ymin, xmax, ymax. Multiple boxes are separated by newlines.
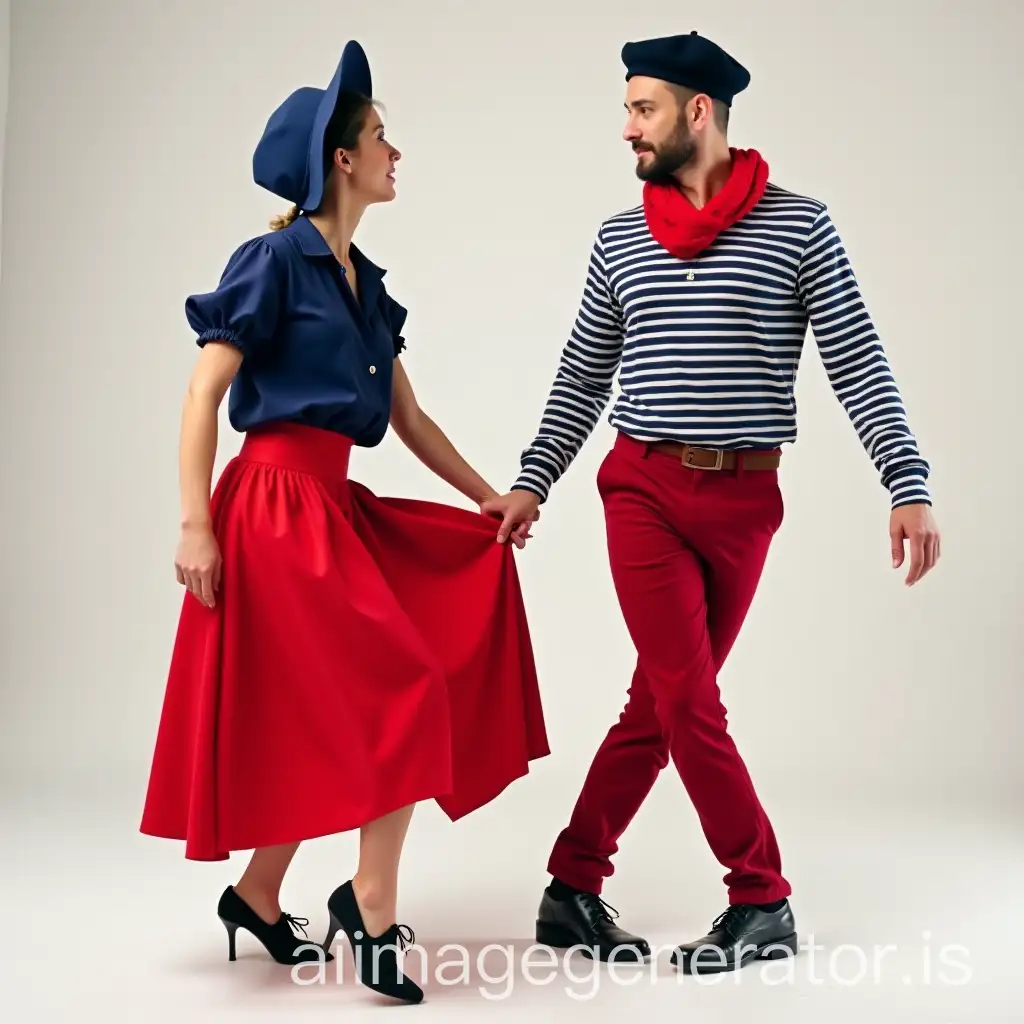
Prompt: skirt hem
<box><xmin>139</xmin><ymin>753</ymin><xmax>548</xmax><ymax>861</ymax></box>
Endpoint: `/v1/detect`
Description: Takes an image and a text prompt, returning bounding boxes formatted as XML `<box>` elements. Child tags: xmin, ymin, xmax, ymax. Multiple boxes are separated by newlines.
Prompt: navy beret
<box><xmin>621</xmin><ymin>31</ymin><xmax>750</xmax><ymax>106</ymax></box>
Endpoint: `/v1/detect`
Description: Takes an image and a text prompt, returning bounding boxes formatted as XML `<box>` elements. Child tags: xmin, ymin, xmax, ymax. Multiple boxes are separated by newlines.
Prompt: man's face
<box><xmin>623</xmin><ymin>76</ymin><xmax>696</xmax><ymax>183</ymax></box>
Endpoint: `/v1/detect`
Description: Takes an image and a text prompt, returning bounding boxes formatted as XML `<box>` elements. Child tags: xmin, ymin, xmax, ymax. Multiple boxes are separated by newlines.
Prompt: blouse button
<box><xmin>369</xmin><ymin>365</ymin><xmax>377</xmax><ymax>374</ymax></box>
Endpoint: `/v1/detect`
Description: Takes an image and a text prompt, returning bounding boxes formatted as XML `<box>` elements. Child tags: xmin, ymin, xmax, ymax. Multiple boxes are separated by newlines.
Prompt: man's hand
<box><xmin>890</xmin><ymin>503</ymin><xmax>940</xmax><ymax>585</ymax></box>
<box><xmin>480</xmin><ymin>489</ymin><xmax>542</xmax><ymax>546</ymax></box>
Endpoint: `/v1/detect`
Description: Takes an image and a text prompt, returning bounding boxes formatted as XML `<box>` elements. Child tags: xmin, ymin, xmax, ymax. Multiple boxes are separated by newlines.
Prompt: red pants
<box><xmin>548</xmin><ymin>432</ymin><xmax>791</xmax><ymax>905</ymax></box>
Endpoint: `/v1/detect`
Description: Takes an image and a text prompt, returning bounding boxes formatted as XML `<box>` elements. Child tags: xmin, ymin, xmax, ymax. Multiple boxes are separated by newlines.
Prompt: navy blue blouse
<box><xmin>185</xmin><ymin>213</ymin><xmax>407</xmax><ymax>447</ymax></box>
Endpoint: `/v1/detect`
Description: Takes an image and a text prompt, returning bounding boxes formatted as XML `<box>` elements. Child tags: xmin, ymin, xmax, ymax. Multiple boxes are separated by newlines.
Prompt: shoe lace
<box><xmin>711</xmin><ymin>905</ymin><xmax>753</xmax><ymax>942</ymax></box>
<box><xmin>580</xmin><ymin>892</ymin><xmax>619</xmax><ymax>924</ymax></box>
<box><xmin>282</xmin><ymin>913</ymin><xmax>310</xmax><ymax>938</ymax></box>
<box><xmin>395</xmin><ymin>924</ymin><xmax>415</xmax><ymax>950</ymax></box>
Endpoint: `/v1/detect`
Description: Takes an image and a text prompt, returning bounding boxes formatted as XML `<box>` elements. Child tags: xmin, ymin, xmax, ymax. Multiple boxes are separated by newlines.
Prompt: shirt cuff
<box><xmin>886</xmin><ymin>465</ymin><xmax>932</xmax><ymax>509</ymax></box>
<box><xmin>512</xmin><ymin>466</ymin><xmax>554</xmax><ymax>504</ymax></box>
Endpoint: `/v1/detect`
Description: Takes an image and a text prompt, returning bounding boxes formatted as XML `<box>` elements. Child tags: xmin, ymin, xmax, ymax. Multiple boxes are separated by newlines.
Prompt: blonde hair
<box><xmin>269</xmin><ymin>204</ymin><xmax>301</xmax><ymax>231</ymax></box>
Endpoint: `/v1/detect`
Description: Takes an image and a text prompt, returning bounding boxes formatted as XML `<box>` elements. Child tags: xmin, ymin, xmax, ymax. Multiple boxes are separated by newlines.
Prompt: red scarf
<box><xmin>643</xmin><ymin>148</ymin><xmax>769</xmax><ymax>260</ymax></box>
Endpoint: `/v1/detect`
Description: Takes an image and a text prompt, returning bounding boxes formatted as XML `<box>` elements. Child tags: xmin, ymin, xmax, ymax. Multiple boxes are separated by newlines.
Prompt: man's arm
<box><xmin>481</xmin><ymin>228</ymin><xmax>625</xmax><ymax>543</ymax></box>
<box><xmin>794</xmin><ymin>209</ymin><xmax>933</xmax><ymax>509</ymax></box>
<box><xmin>512</xmin><ymin>229</ymin><xmax>626</xmax><ymax>502</ymax></box>
<box><xmin>798</xmin><ymin>207</ymin><xmax>940</xmax><ymax>585</ymax></box>
<box><xmin>797</xmin><ymin>207</ymin><xmax>931</xmax><ymax>509</ymax></box>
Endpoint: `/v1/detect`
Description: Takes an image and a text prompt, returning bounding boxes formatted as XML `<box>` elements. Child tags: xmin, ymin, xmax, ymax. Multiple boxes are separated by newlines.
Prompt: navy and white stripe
<box><xmin>514</xmin><ymin>183</ymin><xmax>930</xmax><ymax>509</ymax></box>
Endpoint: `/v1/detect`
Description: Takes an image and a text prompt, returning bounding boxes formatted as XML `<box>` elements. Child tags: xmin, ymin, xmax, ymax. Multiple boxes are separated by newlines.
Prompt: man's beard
<box><xmin>634</xmin><ymin>123</ymin><xmax>696</xmax><ymax>184</ymax></box>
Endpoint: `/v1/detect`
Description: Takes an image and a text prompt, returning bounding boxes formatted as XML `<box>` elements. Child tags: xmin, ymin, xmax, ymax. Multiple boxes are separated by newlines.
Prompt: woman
<box><xmin>139</xmin><ymin>41</ymin><xmax>549</xmax><ymax>1004</ymax></box>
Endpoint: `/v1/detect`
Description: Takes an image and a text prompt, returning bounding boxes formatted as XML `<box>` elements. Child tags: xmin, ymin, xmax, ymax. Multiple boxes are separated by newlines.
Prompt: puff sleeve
<box><xmin>184</xmin><ymin>238</ymin><xmax>282</xmax><ymax>357</ymax></box>
<box><xmin>382</xmin><ymin>292</ymin><xmax>408</xmax><ymax>357</ymax></box>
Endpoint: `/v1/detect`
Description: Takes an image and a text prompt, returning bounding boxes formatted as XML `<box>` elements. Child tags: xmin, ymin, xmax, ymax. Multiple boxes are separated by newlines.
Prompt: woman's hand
<box><xmin>480</xmin><ymin>490</ymin><xmax>541</xmax><ymax>547</ymax></box>
<box><xmin>481</xmin><ymin>489</ymin><xmax>540</xmax><ymax>548</ymax></box>
<box><xmin>175</xmin><ymin>522</ymin><xmax>222</xmax><ymax>608</ymax></box>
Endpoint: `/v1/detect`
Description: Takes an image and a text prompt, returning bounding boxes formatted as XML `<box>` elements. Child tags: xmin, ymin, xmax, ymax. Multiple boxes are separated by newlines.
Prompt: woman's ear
<box><xmin>331</xmin><ymin>148</ymin><xmax>352</xmax><ymax>175</ymax></box>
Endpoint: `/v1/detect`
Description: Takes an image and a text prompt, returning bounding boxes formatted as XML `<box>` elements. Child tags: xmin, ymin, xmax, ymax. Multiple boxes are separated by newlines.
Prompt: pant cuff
<box><xmin>546</xmin><ymin>852</ymin><xmax>605</xmax><ymax>895</ymax></box>
<box><xmin>728</xmin><ymin>880</ymin><xmax>792</xmax><ymax>905</ymax></box>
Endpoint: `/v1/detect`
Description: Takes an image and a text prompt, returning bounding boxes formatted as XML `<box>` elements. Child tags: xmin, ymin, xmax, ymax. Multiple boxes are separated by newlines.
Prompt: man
<box><xmin>482</xmin><ymin>31</ymin><xmax>941</xmax><ymax>974</ymax></box>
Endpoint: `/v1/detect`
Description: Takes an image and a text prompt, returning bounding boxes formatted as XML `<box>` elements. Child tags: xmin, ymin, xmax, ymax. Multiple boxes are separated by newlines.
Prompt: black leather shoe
<box><xmin>535</xmin><ymin>886</ymin><xmax>650</xmax><ymax>963</ymax></box>
<box><xmin>322</xmin><ymin>880</ymin><xmax>424</xmax><ymax>1004</ymax></box>
<box><xmin>671</xmin><ymin>901</ymin><xmax>798</xmax><ymax>974</ymax></box>
<box><xmin>217</xmin><ymin>885</ymin><xmax>333</xmax><ymax>964</ymax></box>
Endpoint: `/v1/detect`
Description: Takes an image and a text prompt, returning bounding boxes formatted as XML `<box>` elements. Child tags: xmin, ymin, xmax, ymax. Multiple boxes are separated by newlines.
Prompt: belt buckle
<box><xmin>683</xmin><ymin>446</ymin><xmax>724</xmax><ymax>470</ymax></box>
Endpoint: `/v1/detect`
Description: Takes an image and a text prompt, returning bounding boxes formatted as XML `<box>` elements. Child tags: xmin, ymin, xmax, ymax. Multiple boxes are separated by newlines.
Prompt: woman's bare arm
<box><xmin>179</xmin><ymin>342</ymin><xmax>242</xmax><ymax>530</ymax></box>
<box><xmin>174</xmin><ymin>342</ymin><xmax>242</xmax><ymax>606</ymax></box>
<box><xmin>389</xmin><ymin>359</ymin><xmax>500</xmax><ymax>507</ymax></box>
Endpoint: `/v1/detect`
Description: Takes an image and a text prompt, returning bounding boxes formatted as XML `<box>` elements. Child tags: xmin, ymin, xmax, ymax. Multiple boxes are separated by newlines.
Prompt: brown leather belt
<box><xmin>645</xmin><ymin>440</ymin><xmax>781</xmax><ymax>470</ymax></box>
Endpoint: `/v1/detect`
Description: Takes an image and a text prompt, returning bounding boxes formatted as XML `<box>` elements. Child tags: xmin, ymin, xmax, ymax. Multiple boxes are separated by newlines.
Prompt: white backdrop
<box><xmin>0</xmin><ymin>1</ymin><xmax>1022</xmax><ymax>1018</ymax></box>
<box><xmin>0</xmin><ymin>0</ymin><xmax>8</xmax><ymax>281</ymax></box>
<box><xmin>2</xmin><ymin>0</ymin><xmax>1019</xmax><ymax>806</ymax></box>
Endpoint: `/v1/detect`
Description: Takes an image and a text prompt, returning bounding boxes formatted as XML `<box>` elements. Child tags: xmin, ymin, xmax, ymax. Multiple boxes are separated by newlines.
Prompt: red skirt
<box><xmin>139</xmin><ymin>422</ymin><xmax>549</xmax><ymax>860</ymax></box>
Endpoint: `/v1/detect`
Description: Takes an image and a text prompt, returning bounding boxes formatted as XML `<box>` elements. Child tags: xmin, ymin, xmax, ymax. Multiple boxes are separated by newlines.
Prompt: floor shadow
<box><xmin>155</xmin><ymin>930</ymin><xmax>820</xmax><ymax>1007</ymax></box>
<box><xmin>343</xmin><ymin>934</ymin><xmax>667</xmax><ymax>1004</ymax></box>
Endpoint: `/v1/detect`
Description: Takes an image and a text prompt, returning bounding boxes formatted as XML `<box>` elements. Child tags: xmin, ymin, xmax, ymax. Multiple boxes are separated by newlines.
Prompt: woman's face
<box><xmin>340</xmin><ymin>108</ymin><xmax>401</xmax><ymax>203</ymax></box>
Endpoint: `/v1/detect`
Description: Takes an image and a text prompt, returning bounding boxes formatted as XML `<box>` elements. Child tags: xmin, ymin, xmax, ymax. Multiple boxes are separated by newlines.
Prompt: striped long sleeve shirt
<box><xmin>513</xmin><ymin>183</ymin><xmax>931</xmax><ymax>509</ymax></box>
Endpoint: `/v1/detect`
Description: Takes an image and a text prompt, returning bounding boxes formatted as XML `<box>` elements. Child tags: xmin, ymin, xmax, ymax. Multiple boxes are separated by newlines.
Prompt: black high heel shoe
<box><xmin>217</xmin><ymin>885</ymin><xmax>333</xmax><ymax>964</ymax></box>
<box><xmin>323</xmin><ymin>880</ymin><xmax>423</xmax><ymax>1003</ymax></box>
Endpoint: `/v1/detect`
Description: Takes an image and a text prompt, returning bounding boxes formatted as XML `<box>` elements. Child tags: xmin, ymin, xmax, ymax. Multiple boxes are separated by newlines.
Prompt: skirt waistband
<box><xmin>238</xmin><ymin>422</ymin><xmax>354</xmax><ymax>481</ymax></box>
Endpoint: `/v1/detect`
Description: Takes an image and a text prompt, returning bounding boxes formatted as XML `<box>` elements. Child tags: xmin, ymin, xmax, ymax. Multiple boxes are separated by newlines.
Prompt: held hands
<box><xmin>479</xmin><ymin>489</ymin><xmax>542</xmax><ymax>548</ymax></box>
<box><xmin>175</xmin><ymin>522</ymin><xmax>222</xmax><ymax>607</ymax></box>
<box><xmin>890</xmin><ymin>503</ymin><xmax>941</xmax><ymax>586</ymax></box>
